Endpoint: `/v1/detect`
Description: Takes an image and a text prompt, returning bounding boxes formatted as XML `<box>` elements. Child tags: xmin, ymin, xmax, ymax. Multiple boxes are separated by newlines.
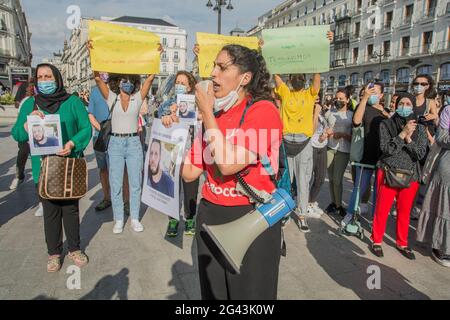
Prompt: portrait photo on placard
<box><xmin>27</xmin><ymin>114</ymin><xmax>63</xmax><ymax>156</ymax></box>
<box><xmin>176</xmin><ymin>94</ymin><xmax>196</xmax><ymax>122</ymax></box>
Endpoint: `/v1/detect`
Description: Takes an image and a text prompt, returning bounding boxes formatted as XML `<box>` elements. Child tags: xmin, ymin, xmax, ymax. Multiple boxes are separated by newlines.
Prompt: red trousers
<box><xmin>371</xmin><ymin>169</ymin><xmax>419</xmax><ymax>247</ymax></box>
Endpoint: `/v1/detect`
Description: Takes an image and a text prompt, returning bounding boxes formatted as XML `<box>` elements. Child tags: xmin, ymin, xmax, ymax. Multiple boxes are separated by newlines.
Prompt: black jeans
<box><xmin>183</xmin><ymin>178</ymin><xmax>199</xmax><ymax>220</ymax></box>
<box><xmin>40</xmin><ymin>197</ymin><xmax>81</xmax><ymax>256</ymax></box>
<box><xmin>309</xmin><ymin>146</ymin><xmax>327</xmax><ymax>203</ymax></box>
<box><xmin>16</xmin><ymin>141</ymin><xmax>30</xmax><ymax>180</ymax></box>
<box><xmin>196</xmin><ymin>199</ymin><xmax>281</xmax><ymax>300</ymax></box>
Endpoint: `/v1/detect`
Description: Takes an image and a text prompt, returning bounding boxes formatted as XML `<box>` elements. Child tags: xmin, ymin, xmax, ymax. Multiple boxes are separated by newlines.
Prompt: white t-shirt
<box><xmin>311</xmin><ymin>113</ymin><xmax>328</xmax><ymax>149</ymax></box>
<box><xmin>107</xmin><ymin>90</ymin><xmax>143</xmax><ymax>134</ymax></box>
<box><xmin>326</xmin><ymin>108</ymin><xmax>353</xmax><ymax>153</ymax></box>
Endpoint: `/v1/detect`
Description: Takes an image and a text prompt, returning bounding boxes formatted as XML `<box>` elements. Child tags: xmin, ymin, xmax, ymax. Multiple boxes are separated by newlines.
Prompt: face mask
<box><xmin>175</xmin><ymin>84</ymin><xmax>187</xmax><ymax>95</ymax></box>
<box><xmin>334</xmin><ymin>100</ymin><xmax>345</xmax><ymax>109</ymax></box>
<box><xmin>396</xmin><ymin>104</ymin><xmax>414</xmax><ymax>117</ymax></box>
<box><xmin>414</xmin><ymin>85</ymin><xmax>425</xmax><ymax>95</ymax></box>
<box><xmin>120</xmin><ymin>81</ymin><xmax>135</xmax><ymax>95</ymax></box>
<box><xmin>37</xmin><ymin>81</ymin><xmax>57</xmax><ymax>95</ymax></box>
<box><xmin>214</xmin><ymin>76</ymin><xmax>245</xmax><ymax>113</ymax></box>
<box><xmin>368</xmin><ymin>95</ymin><xmax>379</xmax><ymax>106</ymax></box>
<box><xmin>99</xmin><ymin>72</ymin><xmax>109</xmax><ymax>83</ymax></box>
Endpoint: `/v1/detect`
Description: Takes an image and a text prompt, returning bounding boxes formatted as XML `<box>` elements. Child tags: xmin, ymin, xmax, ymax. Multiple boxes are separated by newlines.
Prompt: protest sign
<box><xmin>88</xmin><ymin>20</ymin><xmax>160</xmax><ymax>74</ymax></box>
<box><xmin>27</xmin><ymin>115</ymin><xmax>63</xmax><ymax>156</ymax></box>
<box><xmin>176</xmin><ymin>94</ymin><xmax>197</xmax><ymax>124</ymax></box>
<box><xmin>197</xmin><ymin>32</ymin><xmax>259</xmax><ymax>78</ymax></box>
<box><xmin>262</xmin><ymin>25</ymin><xmax>330</xmax><ymax>74</ymax></box>
<box><xmin>142</xmin><ymin>119</ymin><xmax>189</xmax><ymax>220</ymax></box>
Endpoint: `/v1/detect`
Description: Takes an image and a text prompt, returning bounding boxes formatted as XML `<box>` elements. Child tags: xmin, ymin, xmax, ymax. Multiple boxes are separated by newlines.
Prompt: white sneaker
<box><xmin>9</xmin><ymin>178</ymin><xmax>24</xmax><ymax>190</ymax></box>
<box><xmin>113</xmin><ymin>221</ymin><xmax>124</xmax><ymax>234</ymax></box>
<box><xmin>341</xmin><ymin>213</ymin><xmax>353</xmax><ymax>227</ymax></box>
<box><xmin>311</xmin><ymin>202</ymin><xmax>324</xmax><ymax>215</ymax></box>
<box><xmin>34</xmin><ymin>203</ymin><xmax>43</xmax><ymax>217</ymax></box>
<box><xmin>306</xmin><ymin>204</ymin><xmax>322</xmax><ymax>219</ymax></box>
<box><xmin>131</xmin><ymin>219</ymin><xmax>144</xmax><ymax>232</ymax></box>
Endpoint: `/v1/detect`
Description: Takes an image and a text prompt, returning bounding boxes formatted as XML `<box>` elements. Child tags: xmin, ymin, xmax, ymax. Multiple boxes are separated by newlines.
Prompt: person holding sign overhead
<box><xmin>182</xmin><ymin>44</ymin><xmax>283</xmax><ymax>300</ymax></box>
<box><xmin>87</xmin><ymin>41</ymin><xmax>161</xmax><ymax>234</ymax></box>
<box><xmin>11</xmin><ymin>63</ymin><xmax>92</xmax><ymax>273</ymax></box>
<box><xmin>271</xmin><ymin>31</ymin><xmax>333</xmax><ymax>232</ymax></box>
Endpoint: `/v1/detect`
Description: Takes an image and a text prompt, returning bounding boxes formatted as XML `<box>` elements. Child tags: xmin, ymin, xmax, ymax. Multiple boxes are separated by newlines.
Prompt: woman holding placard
<box><xmin>161</xmin><ymin>70</ymin><xmax>200</xmax><ymax>237</ymax></box>
<box><xmin>182</xmin><ymin>44</ymin><xmax>283</xmax><ymax>300</ymax></box>
<box><xmin>11</xmin><ymin>63</ymin><xmax>92</xmax><ymax>273</ymax></box>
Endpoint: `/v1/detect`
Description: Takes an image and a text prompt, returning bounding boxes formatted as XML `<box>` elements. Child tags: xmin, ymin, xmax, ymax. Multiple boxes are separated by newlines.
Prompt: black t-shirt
<box><xmin>354</xmin><ymin>104</ymin><xmax>386</xmax><ymax>165</ymax></box>
<box><xmin>14</xmin><ymin>82</ymin><xmax>28</xmax><ymax>104</ymax></box>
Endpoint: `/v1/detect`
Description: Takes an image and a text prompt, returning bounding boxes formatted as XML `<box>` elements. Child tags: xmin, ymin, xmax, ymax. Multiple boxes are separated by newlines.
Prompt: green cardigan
<box><xmin>11</xmin><ymin>95</ymin><xmax>92</xmax><ymax>184</ymax></box>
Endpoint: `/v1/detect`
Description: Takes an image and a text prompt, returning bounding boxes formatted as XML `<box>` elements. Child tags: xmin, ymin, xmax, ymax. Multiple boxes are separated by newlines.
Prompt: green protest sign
<box><xmin>262</xmin><ymin>25</ymin><xmax>330</xmax><ymax>74</ymax></box>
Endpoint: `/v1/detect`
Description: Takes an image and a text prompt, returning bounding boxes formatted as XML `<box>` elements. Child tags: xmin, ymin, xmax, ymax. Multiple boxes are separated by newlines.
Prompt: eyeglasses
<box><xmin>413</xmin><ymin>82</ymin><xmax>429</xmax><ymax>86</ymax></box>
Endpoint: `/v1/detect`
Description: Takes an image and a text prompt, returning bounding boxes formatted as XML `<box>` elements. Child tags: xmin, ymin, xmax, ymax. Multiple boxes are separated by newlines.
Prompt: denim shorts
<box><xmin>93</xmin><ymin>137</ymin><xmax>109</xmax><ymax>170</ymax></box>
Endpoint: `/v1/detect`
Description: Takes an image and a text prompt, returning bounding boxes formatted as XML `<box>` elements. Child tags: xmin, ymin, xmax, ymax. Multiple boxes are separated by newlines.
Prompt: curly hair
<box><xmin>108</xmin><ymin>73</ymin><xmax>141</xmax><ymax>95</ymax></box>
<box><xmin>175</xmin><ymin>71</ymin><xmax>197</xmax><ymax>94</ymax></box>
<box><xmin>221</xmin><ymin>44</ymin><xmax>274</xmax><ymax>103</ymax></box>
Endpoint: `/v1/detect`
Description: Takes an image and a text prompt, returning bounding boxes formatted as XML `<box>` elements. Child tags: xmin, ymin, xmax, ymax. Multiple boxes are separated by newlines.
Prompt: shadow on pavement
<box><xmin>304</xmin><ymin>218</ymin><xmax>430</xmax><ymax>299</ymax></box>
<box><xmin>81</xmin><ymin>268</ymin><xmax>129</xmax><ymax>300</ymax></box>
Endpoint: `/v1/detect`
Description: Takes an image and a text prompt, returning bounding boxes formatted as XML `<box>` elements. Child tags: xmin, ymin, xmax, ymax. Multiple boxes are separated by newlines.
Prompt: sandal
<box><xmin>396</xmin><ymin>246</ymin><xmax>416</xmax><ymax>260</ymax></box>
<box><xmin>47</xmin><ymin>255</ymin><xmax>61</xmax><ymax>273</ymax></box>
<box><xmin>371</xmin><ymin>244</ymin><xmax>384</xmax><ymax>257</ymax></box>
<box><xmin>95</xmin><ymin>199</ymin><xmax>112</xmax><ymax>212</ymax></box>
<box><xmin>68</xmin><ymin>250</ymin><xmax>89</xmax><ymax>267</ymax></box>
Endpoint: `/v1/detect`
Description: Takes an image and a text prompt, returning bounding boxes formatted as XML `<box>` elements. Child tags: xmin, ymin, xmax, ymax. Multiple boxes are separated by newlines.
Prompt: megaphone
<box><xmin>202</xmin><ymin>188</ymin><xmax>296</xmax><ymax>274</ymax></box>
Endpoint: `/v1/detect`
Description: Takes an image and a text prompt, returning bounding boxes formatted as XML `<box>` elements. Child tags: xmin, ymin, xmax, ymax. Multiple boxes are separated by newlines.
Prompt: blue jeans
<box><xmin>347</xmin><ymin>166</ymin><xmax>375</xmax><ymax>215</ymax></box>
<box><xmin>108</xmin><ymin>136</ymin><xmax>143</xmax><ymax>221</ymax></box>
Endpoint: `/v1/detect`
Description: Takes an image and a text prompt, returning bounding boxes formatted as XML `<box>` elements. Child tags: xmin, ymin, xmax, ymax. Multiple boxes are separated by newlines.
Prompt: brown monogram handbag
<box><xmin>38</xmin><ymin>156</ymin><xmax>88</xmax><ymax>200</ymax></box>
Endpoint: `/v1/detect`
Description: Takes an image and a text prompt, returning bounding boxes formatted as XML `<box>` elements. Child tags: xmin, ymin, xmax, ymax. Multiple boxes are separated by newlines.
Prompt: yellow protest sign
<box><xmin>197</xmin><ymin>32</ymin><xmax>259</xmax><ymax>78</ymax></box>
<box><xmin>88</xmin><ymin>20</ymin><xmax>160</xmax><ymax>75</ymax></box>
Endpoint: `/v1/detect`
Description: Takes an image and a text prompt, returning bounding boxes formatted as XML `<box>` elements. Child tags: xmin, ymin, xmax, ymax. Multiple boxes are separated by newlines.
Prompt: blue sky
<box><xmin>22</xmin><ymin>0</ymin><xmax>282</xmax><ymax>68</ymax></box>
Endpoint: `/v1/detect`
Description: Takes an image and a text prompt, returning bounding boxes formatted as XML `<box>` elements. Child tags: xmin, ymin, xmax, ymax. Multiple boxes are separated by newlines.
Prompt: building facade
<box><xmin>248</xmin><ymin>0</ymin><xmax>450</xmax><ymax>97</ymax></box>
<box><xmin>0</xmin><ymin>0</ymin><xmax>32</xmax><ymax>88</ymax></box>
<box><xmin>60</xmin><ymin>16</ymin><xmax>188</xmax><ymax>94</ymax></box>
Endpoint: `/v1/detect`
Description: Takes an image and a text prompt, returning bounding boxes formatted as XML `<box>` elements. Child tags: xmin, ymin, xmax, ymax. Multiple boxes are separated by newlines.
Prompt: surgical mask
<box><xmin>413</xmin><ymin>85</ymin><xmax>425</xmax><ymax>95</ymax></box>
<box><xmin>37</xmin><ymin>81</ymin><xmax>57</xmax><ymax>95</ymax></box>
<box><xmin>120</xmin><ymin>81</ymin><xmax>135</xmax><ymax>95</ymax></box>
<box><xmin>334</xmin><ymin>100</ymin><xmax>345</xmax><ymax>109</ymax></box>
<box><xmin>175</xmin><ymin>84</ymin><xmax>187</xmax><ymax>95</ymax></box>
<box><xmin>396</xmin><ymin>104</ymin><xmax>414</xmax><ymax>117</ymax></box>
<box><xmin>214</xmin><ymin>76</ymin><xmax>245</xmax><ymax>113</ymax></box>
<box><xmin>368</xmin><ymin>95</ymin><xmax>379</xmax><ymax>106</ymax></box>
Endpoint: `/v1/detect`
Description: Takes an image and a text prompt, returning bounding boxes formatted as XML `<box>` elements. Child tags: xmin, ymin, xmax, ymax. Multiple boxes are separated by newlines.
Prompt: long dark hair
<box><xmin>221</xmin><ymin>44</ymin><xmax>274</xmax><ymax>103</ymax></box>
<box><xmin>175</xmin><ymin>70</ymin><xmax>197</xmax><ymax>94</ymax></box>
<box><xmin>413</xmin><ymin>74</ymin><xmax>434</xmax><ymax>98</ymax></box>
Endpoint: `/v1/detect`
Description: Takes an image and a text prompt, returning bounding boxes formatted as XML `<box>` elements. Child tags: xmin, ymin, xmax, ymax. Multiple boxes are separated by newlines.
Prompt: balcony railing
<box><xmin>173</xmin><ymin>57</ymin><xmax>180</xmax><ymax>63</ymax></box>
<box><xmin>403</xmin><ymin>16</ymin><xmax>412</xmax><ymax>25</ymax></box>
<box><xmin>384</xmin><ymin>21</ymin><xmax>392</xmax><ymax>29</ymax></box>
<box><xmin>423</xmin><ymin>7</ymin><xmax>436</xmax><ymax>19</ymax></box>
<box><xmin>436</xmin><ymin>41</ymin><xmax>450</xmax><ymax>52</ymax></box>
<box><xmin>331</xmin><ymin>59</ymin><xmax>347</xmax><ymax>68</ymax></box>
<box><xmin>334</xmin><ymin>33</ymin><xmax>350</xmax><ymax>42</ymax></box>
<box><xmin>382</xmin><ymin>0</ymin><xmax>395</xmax><ymax>5</ymax></box>
<box><xmin>401</xmin><ymin>47</ymin><xmax>410</xmax><ymax>56</ymax></box>
<box><xmin>161</xmin><ymin>57</ymin><xmax>169</xmax><ymax>62</ymax></box>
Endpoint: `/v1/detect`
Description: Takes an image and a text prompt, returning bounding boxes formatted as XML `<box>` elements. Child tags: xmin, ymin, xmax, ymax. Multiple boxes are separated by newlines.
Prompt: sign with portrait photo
<box><xmin>176</xmin><ymin>94</ymin><xmax>197</xmax><ymax>125</ymax></box>
<box><xmin>142</xmin><ymin>119</ymin><xmax>189</xmax><ymax>220</ymax></box>
<box><xmin>27</xmin><ymin>115</ymin><xmax>63</xmax><ymax>156</ymax></box>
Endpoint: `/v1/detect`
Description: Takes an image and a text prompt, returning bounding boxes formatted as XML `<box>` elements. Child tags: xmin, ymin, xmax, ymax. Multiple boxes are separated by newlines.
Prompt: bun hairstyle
<box><xmin>221</xmin><ymin>44</ymin><xmax>274</xmax><ymax>103</ymax></box>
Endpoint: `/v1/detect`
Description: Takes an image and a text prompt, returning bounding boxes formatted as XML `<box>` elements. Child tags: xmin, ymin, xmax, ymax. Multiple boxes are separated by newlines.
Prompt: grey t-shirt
<box><xmin>107</xmin><ymin>90</ymin><xmax>143</xmax><ymax>134</ymax></box>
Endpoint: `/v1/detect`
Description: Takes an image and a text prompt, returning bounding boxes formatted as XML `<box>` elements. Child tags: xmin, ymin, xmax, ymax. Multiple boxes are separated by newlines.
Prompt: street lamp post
<box><xmin>372</xmin><ymin>50</ymin><xmax>390</xmax><ymax>80</ymax></box>
<box><xmin>206</xmin><ymin>0</ymin><xmax>234</xmax><ymax>34</ymax></box>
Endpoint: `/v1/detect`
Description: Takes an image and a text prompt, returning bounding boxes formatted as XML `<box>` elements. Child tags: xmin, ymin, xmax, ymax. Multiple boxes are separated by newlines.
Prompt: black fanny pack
<box><xmin>283</xmin><ymin>138</ymin><xmax>310</xmax><ymax>157</ymax></box>
<box><xmin>383</xmin><ymin>165</ymin><xmax>414</xmax><ymax>189</ymax></box>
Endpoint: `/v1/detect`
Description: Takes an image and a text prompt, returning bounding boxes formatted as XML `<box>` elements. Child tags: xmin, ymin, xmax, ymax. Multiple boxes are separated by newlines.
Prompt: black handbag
<box><xmin>283</xmin><ymin>138</ymin><xmax>310</xmax><ymax>157</ymax></box>
<box><xmin>94</xmin><ymin>96</ymin><xmax>118</xmax><ymax>152</ymax></box>
<box><xmin>383</xmin><ymin>165</ymin><xmax>414</xmax><ymax>189</ymax></box>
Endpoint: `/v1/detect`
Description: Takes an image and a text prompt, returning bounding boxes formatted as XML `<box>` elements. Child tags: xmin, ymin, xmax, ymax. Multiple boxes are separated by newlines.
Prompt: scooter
<box><xmin>339</xmin><ymin>162</ymin><xmax>375</xmax><ymax>240</ymax></box>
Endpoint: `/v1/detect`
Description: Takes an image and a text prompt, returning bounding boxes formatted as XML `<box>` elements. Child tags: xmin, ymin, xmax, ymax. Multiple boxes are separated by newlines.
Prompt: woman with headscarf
<box><xmin>370</xmin><ymin>93</ymin><xmax>428</xmax><ymax>260</ymax></box>
<box><xmin>11</xmin><ymin>64</ymin><xmax>92</xmax><ymax>272</ymax></box>
<box><xmin>416</xmin><ymin>101</ymin><xmax>450</xmax><ymax>267</ymax></box>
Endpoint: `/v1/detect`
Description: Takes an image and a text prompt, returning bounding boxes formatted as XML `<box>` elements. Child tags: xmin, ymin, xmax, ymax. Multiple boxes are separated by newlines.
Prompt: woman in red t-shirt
<box><xmin>182</xmin><ymin>44</ymin><xmax>283</xmax><ymax>300</ymax></box>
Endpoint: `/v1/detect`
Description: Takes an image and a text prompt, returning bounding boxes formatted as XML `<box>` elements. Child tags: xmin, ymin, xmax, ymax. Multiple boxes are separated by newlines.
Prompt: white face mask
<box><xmin>214</xmin><ymin>76</ymin><xmax>246</xmax><ymax>113</ymax></box>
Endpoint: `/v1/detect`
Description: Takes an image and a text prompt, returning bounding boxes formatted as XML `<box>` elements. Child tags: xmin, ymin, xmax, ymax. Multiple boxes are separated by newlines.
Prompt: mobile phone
<box><xmin>368</xmin><ymin>82</ymin><xmax>374</xmax><ymax>89</ymax></box>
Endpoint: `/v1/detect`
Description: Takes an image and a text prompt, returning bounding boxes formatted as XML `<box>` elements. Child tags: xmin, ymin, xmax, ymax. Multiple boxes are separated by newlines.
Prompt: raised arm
<box><xmin>274</xmin><ymin>75</ymin><xmax>284</xmax><ymax>89</ymax></box>
<box><xmin>353</xmin><ymin>85</ymin><xmax>375</xmax><ymax>126</ymax></box>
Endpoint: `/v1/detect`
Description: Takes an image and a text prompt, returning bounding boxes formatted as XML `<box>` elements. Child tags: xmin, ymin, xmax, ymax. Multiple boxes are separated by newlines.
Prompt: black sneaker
<box><xmin>166</xmin><ymin>219</ymin><xmax>179</xmax><ymax>237</ymax></box>
<box><xmin>325</xmin><ymin>203</ymin><xmax>337</xmax><ymax>214</ymax></box>
<box><xmin>432</xmin><ymin>249</ymin><xmax>450</xmax><ymax>267</ymax></box>
<box><xmin>336</xmin><ymin>206</ymin><xmax>347</xmax><ymax>218</ymax></box>
<box><xmin>396</xmin><ymin>246</ymin><xmax>416</xmax><ymax>260</ymax></box>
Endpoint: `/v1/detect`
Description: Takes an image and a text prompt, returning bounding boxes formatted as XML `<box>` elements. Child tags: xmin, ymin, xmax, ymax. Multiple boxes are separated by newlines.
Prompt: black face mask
<box><xmin>335</xmin><ymin>100</ymin><xmax>346</xmax><ymax>109</ymax></box>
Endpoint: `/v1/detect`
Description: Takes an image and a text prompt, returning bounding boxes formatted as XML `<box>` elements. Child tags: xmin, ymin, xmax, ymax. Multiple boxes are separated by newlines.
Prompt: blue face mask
<box><xmin>396</xmin><ymin>104</ymin><xmax>414</xmax><ymax>117</ymax></box>
<box><xmin>368</xmin><ymin>95</ymin><xmax>379</xmax><ymax>106</ymax></box>
<box><xmin>414</xmin><ymin>85</ymin><xmax>425</xmax><ymax>95</ymax></box>
<box><xmin>175</xmin><ymin>84</ymin><xmax>187</xmax><ymax>95</ymax></box>
<box><xmin>120</xmin><ymin>81</ymin><xmax>135</xmax><ymax>95</ymax></box>
<box><xmin>38</xmin><ymin>81</ymin><xmax>57</xmax><ymax>95</ymax></box>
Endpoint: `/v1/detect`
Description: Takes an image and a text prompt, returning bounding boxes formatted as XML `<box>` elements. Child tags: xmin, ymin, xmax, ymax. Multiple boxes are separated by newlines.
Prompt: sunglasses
<box><xmin>413</xmin><ymin>82</ymin><xmax>429</xmax><ymax>86</ymax></box>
